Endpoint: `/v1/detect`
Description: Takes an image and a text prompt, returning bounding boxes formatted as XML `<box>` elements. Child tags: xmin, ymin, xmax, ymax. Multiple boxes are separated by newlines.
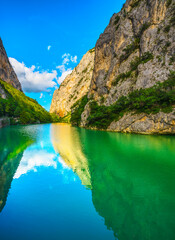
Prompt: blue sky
<box><xmin>1</xmin><ymin>0</ymin><xmax>125</xmax><ymax>110</ymax></box>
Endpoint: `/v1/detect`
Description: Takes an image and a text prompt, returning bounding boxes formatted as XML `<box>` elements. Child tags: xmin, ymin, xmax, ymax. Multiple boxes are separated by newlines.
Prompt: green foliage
<box><xmin>120</xmin><ymin>38</ymin><xmax>140</xmax><ymax>63</ymax></box>
<box><xmin>86</xmin><ymin>71</ymin><xmax>175</xmax><ymax>129</ymax></box>
<box><xmin>130</xmin><ymin>0</ymin><xmax>141</xmax><ymax>8</ymax></box>
<box><xmin>113</xmin><ymin>52</ymin><xmax>153</xmax><ymax>85</ymax></box>
<box><xmin>162</xmin><ymin>41</ymin><xmax>171</xmax><ymax>54</ymax></box>
<box><xmin>78</xmin><ymin>77</ymin><xmax>84</xmax><ymax>85</ymax></box>
<box><xmin>82</xmin><ymin>67</ymin><xmax>88</xmax><ymax>74</ymax></box>
<box><xmin>100</xmin><ymin>96</ymin><xmax>105</xmax><ymax>104</ymax></box>
<box><xmin>167</xmin><ymin>0</ymin><xmax>172</xmax><ymax>7</ymax></box>
<box><xmin>114</xmin><ymin>13</ymin><xmax>120</xmax><ymax>30</ymax></box>
<box><xmin>104</xmin><ymin>71</ymin><xmax>108</xmax><ymax>80</ymax></box>
<box><xmin>0</xmin><ymin>79</ymin><xmax>58</xmax><ymax>125</ymax></box>
<box><xmin>20</xmin><ymin>111</ymin><xmax>32</xmax><ymax>124</ymax></box>
<box><xmin>56</xmin><ymin>112</ymin><xmax>71</xmax><ymax>123</ymax></box>
<box><xmin>119</xmin><ymin>23</ymin><xmax>151</xmax><ymax>63</ymax></box>
<box><xmin>113</xmin><ymin>71</ymin><xmax>133</xmax><ymax>86</ymax></box>
<box><xmin>114</xmin><ymin>15</ymin><xmax>120</xmax><ymax>25</ymax></box>
<box><xmin>0</xmin><ymin>100</ymin><xmax>4</xmax><ymax>117</ymax></box>
<box><xmin>138</xmin><ymin>22</ymin><xmax>151</xmax><ymax>37</ymax></box>
<box><xmin>51</xmin><ymin>113</ymin><xmax>60</xmax><ymax>123</ymax></box>
<box><xmin>164</xmin><ymin>25</ymin><xmax>171</xmax><ymax>33</ymax></box>
<box><xmin>116</xmin><ymin>24</ymin><xmax>120</xmax><ymax>31</ymax></box>
<box><xmin>170</xmin><ymin>15</ymin><xmax>175</xmax><ymax>25</ymax></box>
<box><xmin>170</xmin><ymin>53</ymin><xmax>175</xmax><ymax>64</ymax></box>
<box><xmin>170</xmin><ymin>4</ymin><xmax>175</xmax><ymax>25</ymax></box>
<box><xmin>70</xmin><ymin>95</ymin><xmax>88</xmax><ymax>126</ymax></box>
<box><xmin>130</xmin><ymin>52</ymin><xmax>154</xmax><ymax>69</ymax></box>
<box><xmin>89</xmin><ymin>48</ymin><xmax>95</xmax><ymax>53</ymax></box>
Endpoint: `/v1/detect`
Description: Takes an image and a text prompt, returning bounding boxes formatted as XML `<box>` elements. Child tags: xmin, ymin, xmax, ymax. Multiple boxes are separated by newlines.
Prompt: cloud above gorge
<box><xmin>9</xmin><ymin>52</ymin><xmax>77</xmax><ymax>92</ymax></box>
<box><xmin>9</xmin><ymin>57</ymin><xmax>57</xmax><ymax>93</ymax></box>
<box><xmin>56</xmin><ymin>53</ymin><xmax>77</xmax><ymax>85</ymax></box>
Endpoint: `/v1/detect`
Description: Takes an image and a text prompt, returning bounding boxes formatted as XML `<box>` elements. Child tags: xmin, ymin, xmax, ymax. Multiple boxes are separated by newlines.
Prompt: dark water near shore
<box><xmin>0</xmin><ymin>123</ymin><xmax>175</xmax><ymax>240</ymax></box>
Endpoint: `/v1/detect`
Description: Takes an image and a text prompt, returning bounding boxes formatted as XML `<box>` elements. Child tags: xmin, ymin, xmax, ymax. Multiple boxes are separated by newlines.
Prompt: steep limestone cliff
<box><xmin>51</xmin><ymin>0</ymin><xmax>175</xmax><ymax>134</ymax></box>
<box><xmin>0</xmin><ymin>38</ymin><xmax>22</xmax><ymax>92</ymax></box>
<box><xmin>89</xmin><ymin>0</ymin><xmax>175</xmax><ymax>104</ymax></box>
<box><xmin>50</xmin><ymin>50</ymin><xmax>95</xmax><ymax>117</ymax></box>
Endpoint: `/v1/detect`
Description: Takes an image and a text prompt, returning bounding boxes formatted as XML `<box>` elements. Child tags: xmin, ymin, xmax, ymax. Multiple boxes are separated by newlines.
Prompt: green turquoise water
<box><xmin>0</xmin><ymin>123</ymin><xmax>175</xmax><ymax>240</ymax></box>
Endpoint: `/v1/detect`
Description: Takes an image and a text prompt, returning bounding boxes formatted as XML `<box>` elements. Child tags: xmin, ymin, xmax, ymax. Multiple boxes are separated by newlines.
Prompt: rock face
<box><xmin>51</xmin><ymin>0</ymin><xmax>175</xmax><ymax>134</ymax></box>
<box><xmin>50</xmin><ymin>50</ymin><xmax>95</xmax><ymax>117</ymax></box>
<box><xmin>0</xmin><ymin>117</ymin><xmax>10</xmax><ymax>128</ymax></box>
<box><xmin>89</xmin><ymin>0</ymin><xmax>175</xmax><ymax>105</ymax></box>
<box><xmin>109</xmin><ymin>110</ymin><xmax>175</xmax><ymax>135</ymax></box>
<box><xmin>0</xmin><ymin>38</ymin><xmax>22</xmax><ymax>91</ymax></box>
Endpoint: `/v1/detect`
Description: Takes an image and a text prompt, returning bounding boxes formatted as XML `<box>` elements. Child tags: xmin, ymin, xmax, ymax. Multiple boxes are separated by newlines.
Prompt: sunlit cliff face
<box><xmin>51</xmin><ymin>123</ymin><xmax>91</xmax><ymax>188</ymax></box>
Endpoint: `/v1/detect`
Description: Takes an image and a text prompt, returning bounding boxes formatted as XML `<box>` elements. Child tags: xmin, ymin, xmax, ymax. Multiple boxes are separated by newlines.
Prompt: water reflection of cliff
<box><xmin>0</xmin><ymin>126</ymin><xmax>34</xmax><ymax>212</ymax></box>
<box><xmin>51</xmin><ymin>124</ymin><xmax>175</xmax><ymax>240</ymax></box>
<box><xmin>51</xmin><ymin>124</ymin><xmax>91</xmax><ymax>188</ymax></box>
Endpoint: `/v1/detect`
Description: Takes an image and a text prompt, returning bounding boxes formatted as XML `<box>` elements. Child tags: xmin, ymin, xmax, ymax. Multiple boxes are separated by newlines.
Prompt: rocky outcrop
<box><xmin>50</xmin><ymin>50</ymin><xmax>95</xmax><ymax>117</ymax></box>
<box><xmin>0</xmin><ymin>84</ymin><xmax>7</xmax><ymax>99</ymax></box>
<box><xmin>0</xmin><ymin>117</ymin><xmax>10</xmax><ymax>128</ymax></box>
<box><xmin>108</xmin><ymin>110</ymin><xmax>175</xmax><ymax>134</ymax></box>
<box><xmin>51</xmin><ymin>0</ymin><xmax>175</xmax><ymax>134</ymax></box>
<box><xmin>0</xmin><ymin>38</ymin><xmax>22</xmax><ymax>91</ymax></box>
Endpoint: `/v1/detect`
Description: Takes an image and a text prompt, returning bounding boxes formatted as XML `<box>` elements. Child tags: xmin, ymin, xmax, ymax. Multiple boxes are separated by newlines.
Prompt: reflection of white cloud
<box><xmin>39</xmin><ymin>93</ymin><xmax>44</xmax><ymax>99</ymax></box>
<box><xmin>58</xmin><ymin>156</ymin><xmax>70</xmax><ymax>169</ymax></box>
<box><xmin>47</xmin><ymin>45</ymin><xmax>51</xmax><ymax>51</ymax></box>
<box><xmin>14</xmin><ymin>150</ymin><xmax>57</xmax><ymax>179</ymax></box>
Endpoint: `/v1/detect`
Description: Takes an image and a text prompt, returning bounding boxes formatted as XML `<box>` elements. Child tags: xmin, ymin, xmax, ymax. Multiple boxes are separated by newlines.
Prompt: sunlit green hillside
<box><xmin>0</xmin><ymin>79</ymin><xmax>58</xmax><ymax>124</ymax></box>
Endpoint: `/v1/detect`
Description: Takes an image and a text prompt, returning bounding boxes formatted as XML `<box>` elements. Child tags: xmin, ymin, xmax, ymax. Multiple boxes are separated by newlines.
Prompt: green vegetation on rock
<box><xmin>114</xmin><ymin>15</ymin><xmax>120</xmax><ymax>30</ymax></box>
<box><xmin>87</xmin><ymin>71</ymin><xmax>175</xmax><ymax>129</ymax></box>
<box><xmin>120</xmin><ymin>38</ymin><xmax>140</xmax><ymax>63</ymax></box>
<box><xmin>89</xmin><ymin>48</ymin><xmax>95</xmax><ymax>53</ymax></box>
<box><xmin>113</xmin><ymin>52</ymin><xmax>153</xmax><ymax>85</ymax></box>
<box><xmin>130</xmin><ymin>0</ymin><xmax>141</xmax><ymax>9</ymax></box>
<box><xmin>138</xmin><ymin>22</ymin><xmax>151</xmax><ymax>37</ymax></box>
<box><xmin>0</xmin><ymin>79</ymin><xmax>59</xmax><ymax>125</ymax></box>
<box><xmin>70</xmin><ymin>95</ymin><xmax>88</xmax><ymax>126</ymax></box>
<box><xmin>167</xmin><ymin>0</ymin><xmax>172</xmax><ymax>7</ymax></box>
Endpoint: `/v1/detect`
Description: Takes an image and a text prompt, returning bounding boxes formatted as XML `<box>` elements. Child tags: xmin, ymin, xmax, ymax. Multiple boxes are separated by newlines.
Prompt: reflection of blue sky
<box><xmin>14</xmin><ymin>135</ymin><xmax>76</xmax><ymax>184</ymax></box>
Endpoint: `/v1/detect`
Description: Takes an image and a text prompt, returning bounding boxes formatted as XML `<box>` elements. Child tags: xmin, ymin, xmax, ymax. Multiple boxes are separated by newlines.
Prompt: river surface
<box><xmin>0</xmin><ymin>123</ymin><xmax>175</xmax><ymax>240</ymax></box>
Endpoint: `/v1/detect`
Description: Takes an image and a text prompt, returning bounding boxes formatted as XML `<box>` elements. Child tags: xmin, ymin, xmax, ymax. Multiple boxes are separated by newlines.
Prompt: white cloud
<box><xmin>56</xmin><ymin>53</ymin><xmax>77</xmax><ymax>85</ymax></box>
<box><xmin>9</xmin><ymin>52</ymin><xmax>78</xmax><ymax>91</ymax></box>
<box><xmin>9</xmin><ymin>57</ymin><xmax>57</xmax><ymax>93</ymax></box>
<box><xmin>47</xmin><ymin>45</ymin><xmax>51</xmax><ymax>50</ymax></box>
<box><xmin>62</xmin><ymin>53</ymin><xmax>77</xmax><ymax>65</ymax></box>
<box><xmin>57</xmin><ymin>69</ymin><xmax>72</xmax><ymax>85</ymax></box>
<box><xmin>62</xmin><ymin>53</ymin><xmax>70</xmax><ymax>65</ymax></box>
<box><xmin>39</xmin><ymin>93</ymin><xmax>43</xmax><ymax>99</ymax></box>
<box><xmin>71</xmin><ymin>55</ymin><xmax>77</xmax><ymax>63</ymax></box>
